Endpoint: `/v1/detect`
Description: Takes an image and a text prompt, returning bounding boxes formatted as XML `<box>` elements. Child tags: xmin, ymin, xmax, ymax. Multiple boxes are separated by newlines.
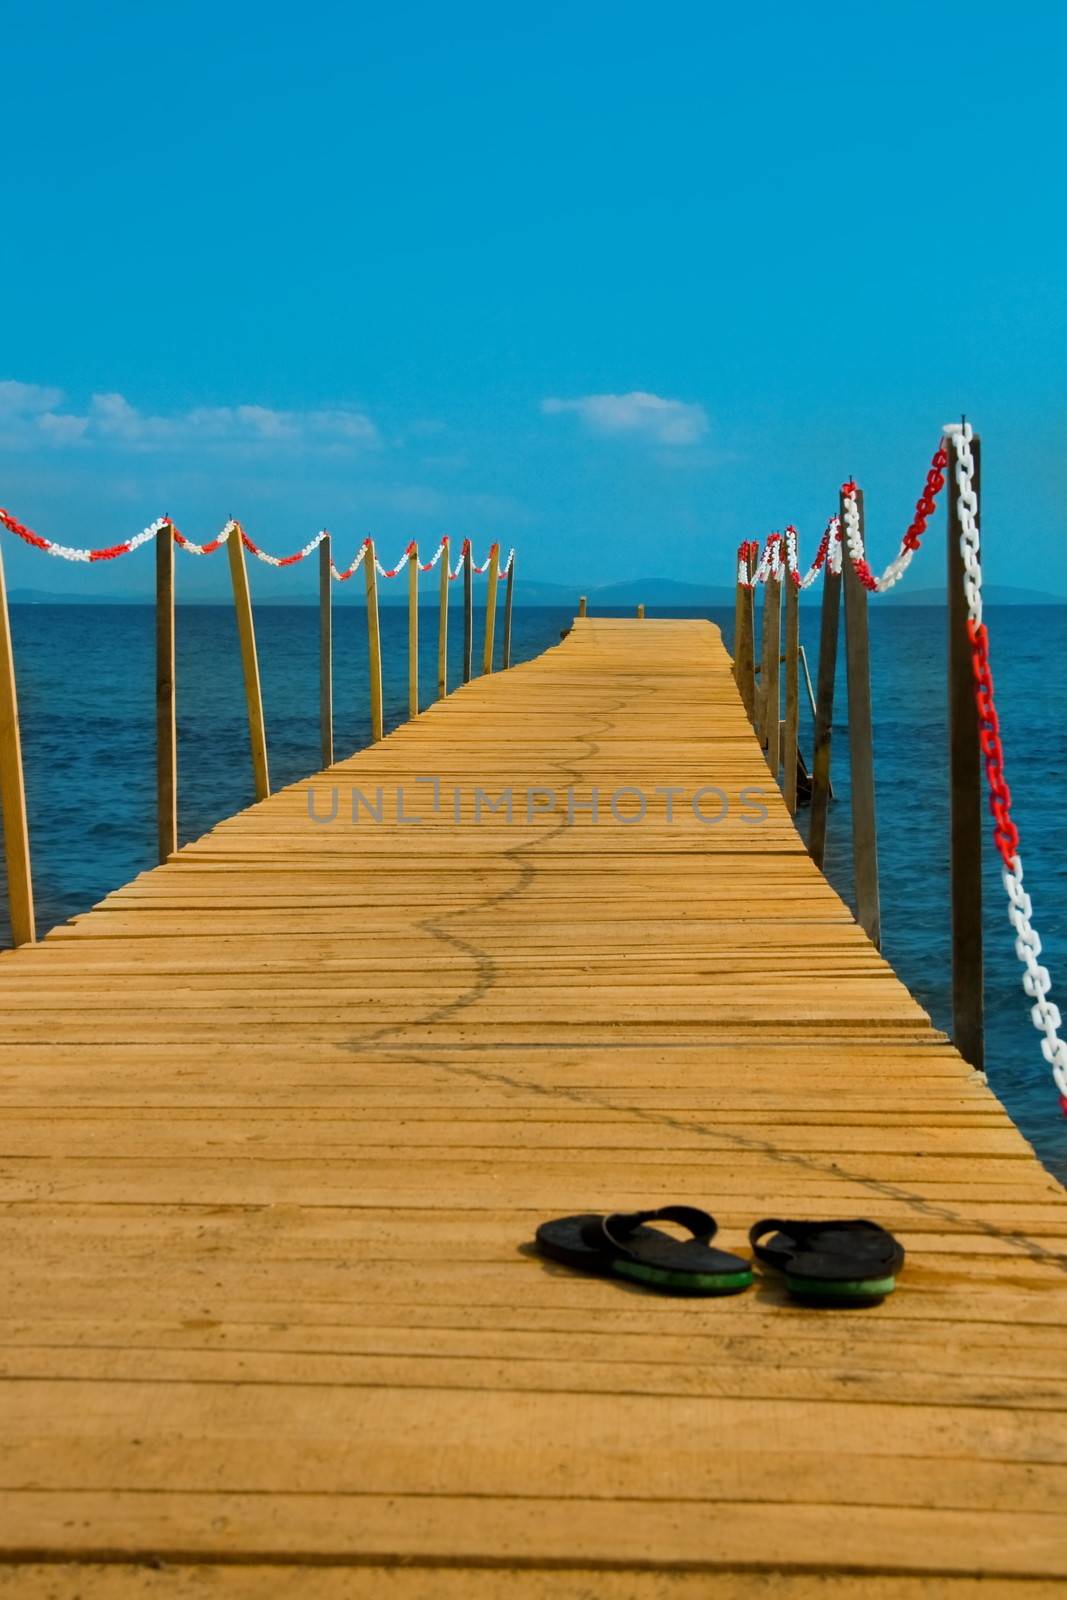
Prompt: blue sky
<box><xmin>1</xmin><ymin>0</ymin><xmax>1064</xmax><ymax>596</ymax></box>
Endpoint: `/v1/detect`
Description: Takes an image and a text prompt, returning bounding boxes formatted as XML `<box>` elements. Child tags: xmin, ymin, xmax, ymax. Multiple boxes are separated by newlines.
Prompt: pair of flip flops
<box><xmin>536</xmin><ymin>1206</ymin><xmax>903</xmax><ymax>1303</ymax></box>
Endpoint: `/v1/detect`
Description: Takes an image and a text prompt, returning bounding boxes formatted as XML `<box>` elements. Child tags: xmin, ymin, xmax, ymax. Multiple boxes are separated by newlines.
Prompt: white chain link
<box><xmin>1002</xmin><ymin>858</ymin><xmax>1067</xmax><ymax>1099</ymax></box>
<box><xmin>947</xmin><ymin>423</ymin><xmax>983</xmax><ymax>629</ymax></box>
<box><xmin>841</xmin><ymin>491</ymin><xmax>864</xmax><ymax>567</ymax></box>
<box><xmin>944</xmin><ymin>419</ymin><xmax>1067</xmax><ymax>1104</ymax></box>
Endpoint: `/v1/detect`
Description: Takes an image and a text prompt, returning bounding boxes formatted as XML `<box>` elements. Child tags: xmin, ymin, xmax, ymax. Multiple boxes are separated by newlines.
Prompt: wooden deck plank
<box><xmin>5</xmin><ymin>1571</ymin><xmax>1067</xmax><ymax>1600</ymax></box>
<box><xmin>0</xmin><ymin>617</ymin><xmax>1065</xmax><ymax>1588</ymax></box>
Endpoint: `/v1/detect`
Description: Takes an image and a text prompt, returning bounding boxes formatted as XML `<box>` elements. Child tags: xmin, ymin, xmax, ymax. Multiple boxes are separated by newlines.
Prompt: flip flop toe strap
<box><xmin>585</xmin><ymin>1205</ymin><xmax>718</xmax><ymax>1260</ymax></box>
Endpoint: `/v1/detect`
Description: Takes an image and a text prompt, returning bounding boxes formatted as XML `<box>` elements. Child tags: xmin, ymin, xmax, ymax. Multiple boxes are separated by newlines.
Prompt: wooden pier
<box><xmin>1</xmin><ymin>617</ymin><xmax>1065</xmax><ymax>1594</ymax></box>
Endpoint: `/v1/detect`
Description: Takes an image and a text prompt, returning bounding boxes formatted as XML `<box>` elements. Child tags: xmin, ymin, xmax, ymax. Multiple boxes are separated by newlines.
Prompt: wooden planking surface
<box><xmin>0</xmin><ymin>616</ymin><xmax>1065</xmax><ymax>1594</ymax></box>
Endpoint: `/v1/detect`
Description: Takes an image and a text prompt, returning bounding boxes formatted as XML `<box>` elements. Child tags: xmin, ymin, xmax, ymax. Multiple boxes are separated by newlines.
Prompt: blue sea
<box><xmin>3</xmin><ymin>599</ymin><xmax>1065</xmax><ymax>1184</ymax></box>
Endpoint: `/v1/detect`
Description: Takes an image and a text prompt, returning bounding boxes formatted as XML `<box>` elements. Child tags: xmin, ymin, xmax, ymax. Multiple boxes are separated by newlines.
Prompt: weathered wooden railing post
<box><xmin>0</xmin><ymin>539</ymin><xmax>35</xmax><ymax>945</ymax></box>
<box><xmin>842</xmin><ymin>487</ymin><xmax>881</xmax><ymax>948</ymax></box>
<box><xmin>226</xmin><ymin>526</ymin><xmax>270</xmax><ymax>801</ymax></box>
<box><xmin>578</xmin><ymin>594</ymin><xmax>587</xmax><ymax>618</ymax></box>
<box><xmin>437</xmin><ymin>538</ymin><xmax>449</xmax><ymax>701</ymax></box>
<box><xmin>947</xmin><ymin>430</ymin><xmax>984</xmax><ymax>1069</ymax></box>
<box><xmin>636</xmin><ymin>603</ymin><xmax>645</xmax><ymax>619</ymax></box>
<box><xmin>734</xmin><ymin>547</ymin><xmax>756</xmax><ymax>724</ymax></box>
<box><xmin>156</xmin><ymin>521</ymin><xmax>177</xmax><ymax>861</ymax></box>
<box><xmin>319</xmin><ymin>535</ymin><xmax>333</xmax><ymax>767</ymax></box>
<box><xmin>462</xmin><ymin>541</ymin><xmax>473</xmax><ymax>684</ymax></box>
<box><xmin>782</xmin><ymin>561</ymin><xmax>800</xmax><ymax>813</ymax></box>
<box><xmin>408</xmin><ymin>542</ymin><xmax>419</xmax><ymax>717</ymax></box>
<box><xmin>809</xmin><ymin>535</ymin><xmax>842</xmax><ymax>869</ymax></box>
<box><xmin>364</xmin><ymin>540</ymin><xmax>384</xmax><ymax>742</ymax></box>
<box><xmin>482</xmin><ymin>543</ymin><xmax>500</xmax><ymax>675</ymax></box>
<box><xmin>754</xmin><ymin>611</ymin><xmax>765</xmax><ymax>745</ymax></box>
<box><xmin>502</xmin><ymin>555</ymin><xmax>515</xmax><ymax>669</ymax></box>
<box><xmin>760</xmin><ymin>556</ymin><xmax>782</xmax><ymax>777</ymax></box>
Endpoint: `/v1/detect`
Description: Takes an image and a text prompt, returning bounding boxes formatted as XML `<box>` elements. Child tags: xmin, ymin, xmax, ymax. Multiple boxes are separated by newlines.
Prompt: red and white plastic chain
<box><xmin>418</xmin><ymin>538</ymin><xmax>449</xmax><ymax>572</ymax></box>
<box><xmin>737</xmin><ymin>518</ymin><xmax>841</xmax><ymax>590</ymax></box>
<box><xmin>238</xmin><ymin>524</ymin><xmax>327</xmax><ymax>568</ymax></box>
<box><xmin>170</xmin><ymin>523</ymin><xmax>233</xmax><ymax>557</ymax></box>
<box><xmin>0</xmin><ymin>510</ymin><xmax>511</xmax><ymax>586</ymax></box>
<box><xmin>840</xmin><ymin>441</ymin><xmax>949</xmax><ymax>593</ymax></box>
<box><xmin>785</xmin><ymin>517</ymin><xmax>841</xmax><ymax>589</ymax></box>
<box><xmin>374</xmin><ymin>542</ymin><xmax>413</xmax><ymax>580</ymax></box>
<box><xmin>947</xmin><ymin>421</ymin><xmax>1067</xmax><ymax>1111</ymax></box>
<box><xmin>744</xmin><ymin>531</ymin><xmax>783</xmax><ymax>587</ymax></box>
<box><xmin>414</xmin><ymin>539</ymin><xmax>512</xmax><ymax>577</ymax></box>
<box><xmin>735</xmin><ymin>538</ymin><xmax>759</xmax><ymax>586</ymax></box>
<box><xmin>0</xmin><ymin>506</ymin><xmax>169</xmax><ymax>563</ymax></box>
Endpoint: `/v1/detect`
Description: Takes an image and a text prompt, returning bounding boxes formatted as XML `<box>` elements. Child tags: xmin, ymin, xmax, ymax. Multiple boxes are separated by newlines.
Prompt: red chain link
<box><xmin>903</xmin><ymin>446</ymin><xmax>949</xmax><ymax>550</ymax></box>
<box><xmin>967</xmin><ymin>617</ymin><xmax>1020</xmax><ymax>868</ymax></box>
<box><xmin>839</xmin><ymin>443</ymin><xmax>949</xmax><ymax>594</ymax></box>
<box><xmin>0</xmin><ymin>508</ymin><xmax>51</xmax><ymax>552</ymax></box>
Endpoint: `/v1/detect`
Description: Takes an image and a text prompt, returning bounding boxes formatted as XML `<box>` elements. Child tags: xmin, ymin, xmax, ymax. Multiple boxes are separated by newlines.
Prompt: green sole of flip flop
<box><xmin>784</xmin><ymin>1273</ymin><xmax>896</xmax><ymax>1300</ymax></box>
<box><xmin>613</xmin><ymin>1261</ymin><xmax>754</xmax><ymax>1295</ymax></box>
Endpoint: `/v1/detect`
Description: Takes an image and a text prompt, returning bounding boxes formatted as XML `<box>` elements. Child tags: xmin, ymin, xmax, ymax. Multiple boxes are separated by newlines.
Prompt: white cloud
<box><xmin>0</xmin><ymin>379</ymin><xmax>381</xmax><ymax>453</ymax></box>
<box><xmin>542</xmin><ymin>390</ymin><xmax>709</xmax><ymax>447</ymax></box>
<box><xmin>0</xmin><ymin>379</ymin><xmax>65</xmax><ymax>416</ymax></box>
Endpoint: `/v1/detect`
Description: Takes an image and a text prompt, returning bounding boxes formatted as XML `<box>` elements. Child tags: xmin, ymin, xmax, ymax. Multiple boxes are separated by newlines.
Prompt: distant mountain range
<box><xmin>9</xmin><ymin>579</ymin><xmax>1067</xmax><ymax>607</ymax></box>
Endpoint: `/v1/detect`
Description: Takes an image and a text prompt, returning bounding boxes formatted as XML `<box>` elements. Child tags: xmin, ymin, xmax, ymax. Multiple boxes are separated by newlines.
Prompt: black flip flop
<box><xmin>535</xmin><ymin>1205</ymin><xmax>753</xmax><ymax>1295</ymax></box>
<box><xmin>749</xmin><ymin>1218</ymin><xmax>904</xmax><ymax>1303</ymax></box>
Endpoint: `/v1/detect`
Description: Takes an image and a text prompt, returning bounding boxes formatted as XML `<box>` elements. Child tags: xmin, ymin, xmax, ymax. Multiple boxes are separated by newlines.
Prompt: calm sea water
<box><xmin>3</xmin><ymin>600</ymin><xmax>1065</xmax><ymax>1184</ymax></box>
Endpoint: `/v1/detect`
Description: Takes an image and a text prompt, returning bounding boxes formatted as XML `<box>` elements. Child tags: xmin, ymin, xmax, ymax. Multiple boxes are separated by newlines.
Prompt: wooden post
<box><xmin>636</xmin><ymin>603</ymin><xmax>645</xmax><ymax>619</ymax></box>
<box><xmin>733</xmin><ymin>551</ymin><xmax>756</xmax><ymax>724</ymax></box>
<box><xmin>948</xmin><ymin>431</ymin><xmax>984</xmax><ymax>1070</ymax></box>
<box><xmin>0</xmin><ymin>540</ymin><xmax>35</xmax><ymax>945</ymax></box>
<box><xmin>408</xmin><ymin>542</ymin><xmax>419</xmax><ymax>718</ymax></box>
<box><xmin>763</xmin><ymin>568</ymin><xmax>782</xmax><ymax>777</ymax></box>
<box><xmin>155</xmin><ymin>521</ymin><xmax>177</xmax><ymax>862</ymax></box>
<box><xmin>364</xmin><ymin>540</ymin><xmax>384</xmax><ymax>742</ymax></box>
<box><xmin>502</xmin><ymin>556</ymin><xmax>515</xmax><ymax>669</ymax></box>
<box><xmin>782</xmin><ymin>566</ymin><xmax>800</xmax><ymax>812</ymax></box>
<box><xmin>809</xmin><ymin>540</ymin><xmax>844</xmax><ymax>870</ymax></box>
<box><xmin>733</xmin><ymin>563</ymin><xmax>745</xmax><ymax>684</ymax></box>
<box><xmin>462</xmin><ymin>541</ymin><xmax>473</xmax><ymax>684</ymax></box>
<box><xmin>754</xmin><ymin>583</ymin><xmax>767</xmax><ymax>745</ymax></box>
<box><xmin>227</xmin><ymin>525</ymin><xmax>270</xmax><ymax>801</ymax></box>
<box><xmin>319</xmin><ymin>535</ymin><xmax>333</xmax><ymax>768</ymax></box>
<box><xmin>437</xmin><ymin>538</ymin><xmax>449</xmax><ymax>701</ymax></box>
<box><xmin>809</xmin><ymin>544</ymin><xmax>842</xmax><ymax>869</ymax></box>
<box><xmin>482</xmin><ymin>544</ymin><xmax>500</xmax><ymax>675</ymax></box>
<box><xmin>842</xmin><ymin>486</ymin><xmax>880</xmax><ymax>948</ymax></box>
<box><xmin>578</xmin><ymin>595</ymin><xmax>587</xmax><ymax>617</ymax></box>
